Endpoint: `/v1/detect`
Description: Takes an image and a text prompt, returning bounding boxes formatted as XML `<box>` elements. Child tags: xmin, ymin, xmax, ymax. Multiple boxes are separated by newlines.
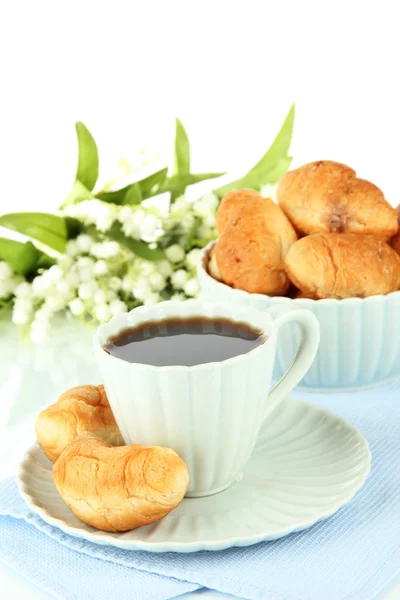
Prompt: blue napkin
<box><xmin>1</xmin><ymin>387</ymin><xmax>400</xmax><ymax>600</ymax></box>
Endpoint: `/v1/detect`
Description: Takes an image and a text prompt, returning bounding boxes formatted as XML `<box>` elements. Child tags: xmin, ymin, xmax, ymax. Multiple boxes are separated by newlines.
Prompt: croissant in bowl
<box><xmin>285</xmin><ymin>233</ymin><xmax>400</xmax><ymax>299</ymax></box>
<box><xmin>278</xmin><ymin>161</ymin><xmax>398</xmax><ymax>241</ymax></box>
<box><xmin>211</xmin><ymin>189</ymin><xmax>297</xmax><ymax>295</ymax></box>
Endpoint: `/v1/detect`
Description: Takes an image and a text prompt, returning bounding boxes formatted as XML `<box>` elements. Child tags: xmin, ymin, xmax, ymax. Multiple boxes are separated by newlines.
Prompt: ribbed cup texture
<box><xmin>95</xmin><ymin>300</ymin><xmax>277</xmax><ymax>496</ymax></box>
<box><xmin>199</xmin><ymin>243</ymin><xmax>400</xmax><ymax>391</ymax></box>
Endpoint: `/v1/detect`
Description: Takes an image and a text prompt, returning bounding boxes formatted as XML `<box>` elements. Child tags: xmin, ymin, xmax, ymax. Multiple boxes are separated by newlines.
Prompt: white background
<box><xmin>1</xmin><ymin>1</ymin><xmax>400</xmax><ymax>599</ymax></box>
<box><xmin>1</xmin><ymin>1</ymin><xmax>400</xmax><ymax>214</ymax></box>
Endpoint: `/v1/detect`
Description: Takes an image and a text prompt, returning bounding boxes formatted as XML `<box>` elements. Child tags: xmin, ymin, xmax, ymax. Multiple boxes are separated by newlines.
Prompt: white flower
<box><xmin>94</xmin><ymin>289</ymin><xmax>107</xmax><ymax>305</ymax></box>
<box><xmin>165</xmin><ymin>244</ymin><xmax>185</xmax><ymax>264</ymax></box>
<box><xmin>156</xmin><ymin>260</ymin><xmax>173</xmax><ymax>278</ymax></box>
<box><xmin>139</xmin><ymin>214</ymin><xmax>164</xmax><ymax>242</ymax></box>
<box><xmin>66</xmin><ymin>240</ymin><xmax>80</xmax><ymax>257</ymax></box>
<box><xmin>77</xmin><ymin>199</ymin><xmax>115</xmax><ymax>232</ymax></box>
<box><xmin>56</xmin><ymin>280</ymin><xmax>73</xmax><ymax>300</ymax></box>
<box><xmin>144</xmin><ymin>292</ymin><xmax>160</xmax><ymax>306</ymax></box>
<box><xmin>170</xmin><ymin>292</ymin><xmax>185</xmax><ymax>302</ymax></box>
<box><xmin>105</xmin><ymin>289</ymin><xmax>118</xmax><ymax>302</ymax></box>
<box><xmin>76</xmin><ymin>234</ymin><xmax>93</xmax><ymax>253</ymax></box>
<box><xmin>93</xmin><ymin>260</ymin><xmax>109</xmax><ymax>276</ymax></box>
<box><xmin>184</xmin><ymin>277</ymin><xmax>199</xmax><ymax>297</ymax></box>
<box><xmin>110</xmin><ymin>299</ymin><xmax>128</xmax><ymax>316</ymax></box>
<box><xmin>102</xmin><ymin>241</ymin><xmax>120</xmax><ymax>258</ymax></box>
<box><xmin>170</xmin><ymin>197</ymin><xmax>190</xmax><ymax>214</ymax></box>
<box><xmin>121</xmin><ymin>208</ymin><xmax>145</xmax><ymax>239</ymax></box>
<box><xmin>203</xmin><ymin>213</ymin><xmax>216</xmax><ymax>228</ymax></box>
<box><xmin>193</xmin><ymin>199</ymin><xmax>212</xmax><ymax>218</ymax></box>
<box><xmin>32</xmin><ymin>275</ymin><xmax>51</xmax><ymax>297</ymax></box>
<box><xmin>14</xmin><ymin>281</ymin><xmax>32</xmax><ymax>298</ymax></box>
<box><xmin>132</xmin><ymin>278</ymin><xmax>151</xmax><ymax>301</ymax></box>
<box><xmin>65</xmin><ymin>271</ymin><xmax>80</xmax><ymax>287</ymax></box>
<box><xmin>138</xmin><ymin>261</ymin><xmax>154</xmax><ymax>276</ymax></box>
<box><xmin>12</xmin><ymin>309</ymin><xmax>31</xmax><ymax>325</ymax></box>
<box><xmin>69</xmin><ymin>298</ymin><xmax>85</xmax><ymax>316</ymax></box>
<box><xmin>0</xmin><ymin>261</ymin><xmax>13</xmax><ymax>280</ymax></box>
<box><xmin>122</xmin><ymin>275</ymin><xmax>135</xmax><ymax>293</ymax></box>
<box><xmin>200</xmin><ymin>192</ymin><xmax>219</xmax><ymax>210</ymax></box>
<box><xmin>14</xmin><ymin>297</ymin><xmax>33</xmax><ymax>313</ymax></box>
<box><xmin>181</xmin><ymin>214</ymin><xmax>195</xmax><ymax>232</ymax></box>
<box><xmin>109</xmin><ymin>276</ymin><xmax>122</xmax><ymax>291</ymax></box>
<box><xmin>30</xmin><ymin>306</ymin><xmax>52</xmax><ymax>342</ymax></box>
<box><xmin>45</xmin><ymin>294</ymin><xmax>67</xmax><ymax>312</ymax></box>
<box><xmin>78</xmin><ymin>282</ymin><xmax>98</xmax><ymax>300</ymax></box>
<box><xmin>171</xmin><ymin>269</ymin><xmax>189</xmax><ymax>290</ymax></box>
<box><xmin>90</xmin><ymin>241</ymin><xmax>120</xmax><ymax>259</ymax></box>
<box><xmin>93</xmin><ymin>303</ymin><xmax>111</xmax><ymax>322</ymax></box>
<box><xmin>47</xmin><ymin>265</ymin><xmax>64</xmax><ymax>282</ymax></box>
<box><xmin>149</xmin><ymin>272</ymin><xmax>165</xmax><ymax>291</ymax></box>
<box><xmin>35</xmin><ymin>305</ymin><xmax>53</xmax><ymax>323</ymax></box>
<box><xmin>12</xmin><ymin>297</ymin><xmax>33</xmax><ymax>325</ymax></box>
<box><xmin>196</xmin><ymin>224</ymin><xmax>213</xmax><ymax>239</ymax></box>
<box><xmin>77</xmin><ymin>256</ymin><xmax>94</xmax><ymax>269</ymax></box>
<box><xmin>260</xmin><ymin>183</ymin><xmax>278</xmax><ymax>203</ymax></box>
<box><xmin>186</xmin><ymin>248</ymin><xmax>201</xmax><ymax>270</ymax></box>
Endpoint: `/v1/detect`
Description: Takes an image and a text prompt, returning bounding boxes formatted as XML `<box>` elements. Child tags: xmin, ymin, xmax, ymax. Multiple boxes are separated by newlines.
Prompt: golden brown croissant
<box><xmin>211</xmin><ymin>189</ymin><xmax>297</xmax><ymax>295</ymax></box>
<box><xmin>53</xmin><ymin>435</ymin><xmax>189</xmax><ymax>532</ymax></box>
<box><xmin>278</xmin><ymin>161</ymin><xmax>398</xmax><ymax>241</ymax></box>
<box><xmin>285</xmin><ymin>233</ymin><xmax>400</xmax><ymax>299</ymax></box>
<box><xmin>391</xmin><ymin>206</ymin><xmax>400</xmax><ymax>255</ymax></box>
<box><xmin>35</xmin><ymin>385</ymin><xmax>124</xmax><ymax>462</ymax></box>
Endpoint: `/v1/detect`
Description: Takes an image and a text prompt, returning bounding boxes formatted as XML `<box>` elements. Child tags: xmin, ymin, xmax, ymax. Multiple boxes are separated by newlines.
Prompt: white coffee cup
<box><xmin>94</xmin><ymin>300</ymin><xmax>319</xmax><ymax>497</ymax></box>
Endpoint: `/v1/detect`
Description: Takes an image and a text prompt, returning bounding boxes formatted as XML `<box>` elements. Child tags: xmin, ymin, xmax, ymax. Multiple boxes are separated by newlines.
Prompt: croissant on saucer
<box><xmin>285</xmin><ymin>233</ymin><xmax>400</xmax><ymax>299</ymax></box>
<box><xmin>278</xmin><ymin>161</ymin><xmax>398</xmax><ymax>241</ymax></box>
<box><xmin>35</xmin><ymin>385</ymin><xmax>124</xmax><ymax>462</ymax></box>
<box><xmin>53</xmin><ymin>435</ymin><xmax>189</xmax><ymax>532</ymax></box>
<box><xmin>211</xmin><ymin>189</ymin><xmax>297</xmax><ymax>295</ymax></box>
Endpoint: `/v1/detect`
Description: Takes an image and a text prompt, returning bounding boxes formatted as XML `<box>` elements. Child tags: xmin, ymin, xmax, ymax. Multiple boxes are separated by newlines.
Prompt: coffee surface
<box><xmin>104</xmin><ymin>317</ymin><xmax>265</xmax><ymax>366</ymax></box>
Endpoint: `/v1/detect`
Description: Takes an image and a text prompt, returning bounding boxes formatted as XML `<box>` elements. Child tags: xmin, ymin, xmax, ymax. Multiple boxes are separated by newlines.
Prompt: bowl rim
<box><xmin>198</xmin><ymin>241</ymin><xmax>400</xmax><ymax>306</ymax></box>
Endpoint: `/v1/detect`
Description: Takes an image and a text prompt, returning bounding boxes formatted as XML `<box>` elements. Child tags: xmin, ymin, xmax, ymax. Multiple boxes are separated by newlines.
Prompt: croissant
<box><xmin>391</xmin><ymin>206</ymin><xmax>400</xmax><ymax>255</ymax></box>
<box><xmin>285</xmin><ymin>233</ymin><xmax>400</xmax><ymax>299</ymax></box>
<box><xmin>35</xmin><ymin>385</ymin><xmax>124</xmax><ymax>462</ymax></box>
<box><xmin>211</xmin><ymin>189</ymin><xmax>297</xmax><ymax>295</ymax></box>
<box><xmin>53</xmin><ymin>435</ymin><xmax>189</xmax><ymax>532</ymax></box>
<box><xmin>278</xmin><ymin>161</ymin><xmax>398</xmax><ymax>241</ymax></box>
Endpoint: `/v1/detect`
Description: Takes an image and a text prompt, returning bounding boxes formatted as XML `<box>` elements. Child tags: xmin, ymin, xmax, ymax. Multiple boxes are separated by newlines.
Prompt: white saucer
<box><xmin>17</xmin><ymin>396</ymin><xmax>371</xmax><ymax>553</ymax></box>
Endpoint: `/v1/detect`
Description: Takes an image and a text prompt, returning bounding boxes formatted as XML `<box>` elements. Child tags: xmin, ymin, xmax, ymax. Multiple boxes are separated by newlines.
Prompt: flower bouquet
<box><xmin>0</xmin><ymin>106</ymin><xmax>294</xmax><ymax>342</ymax></box>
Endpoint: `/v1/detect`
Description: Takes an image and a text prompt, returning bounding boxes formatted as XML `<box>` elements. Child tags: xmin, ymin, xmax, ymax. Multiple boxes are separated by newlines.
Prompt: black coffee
<box><xmin>104</xmin><ymin>317</ymin><xmax>265</xmax><ymax>367</ymax></box>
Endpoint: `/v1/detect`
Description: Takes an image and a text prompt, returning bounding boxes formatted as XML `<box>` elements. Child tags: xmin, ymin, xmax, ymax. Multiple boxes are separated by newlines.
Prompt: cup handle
<box><xmin>262</xmin><ymin>308</ymin><xmax>320</xmax><ymax>423</ymax></box>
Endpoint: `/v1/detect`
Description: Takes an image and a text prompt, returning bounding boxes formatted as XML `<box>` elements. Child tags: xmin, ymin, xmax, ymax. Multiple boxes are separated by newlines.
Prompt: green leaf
<box><xmin>249</xmin><ymin>104</ymin><xmax>295</xmax><ymax>174</ymax></box>
<box><xmin>0</xmin><ymin>213</ymin><xmax>77</xmax><ymax>253</ymax></box>
<box><xmin>171</xmin><ymin>118</ymin><xmax>191</xmax><ymax>201</ymax></box>
<box><xmin>153</xmin><ymin>172</ymin><xmax>225</xmax><ymax>198</ymax></box>
<box><xmin>98</xmin><ymin>169</ymin><xmax>168</xmax><ymax>204</ymax></box>
<box><xmin>106</xmin><ymin>222</ymin><xmax>165</xmax><ymax>261</ymax></box>
<box><xmin>75</xmin><ymin>121</ymin><xmax>99</xmax><ymax>191</ymax></box>
<box><xmin>0</xmin><ymin>238</ymin><xmax>39</xmax><ymax>274</ymax></box>
<box><xmin>214</xmin><ymin>157</ymin><xmax>292</xmax><ymax>198</ymax></box>
<box><xmin>64</xmin><ymin>216</ymin><xmax>83</xmax><ymax>239</ymax></box>
<box><xmin>173</xmin><ymin>118</ymin><xmax>190</xmax><ymax>176</ymax></box>
<box><xmin>0</xmin><ymin>238</ymin><xmax>55</xmax><ymax>275</ymax></box>
<box><xmin>98</xmin><ymin>182</ymin><xmax>142</xmax><ymax>205</ymax></box>
<box><xmin>61</xmin><ymin>180</ymin><xmax>93</xmax><ymax>208</ymax></box>
<box><xmin>214</xmin><ymin>104</ymin><xmax>295</xmax><ymax>198</ymax></box>
<box><xmin>138</xmin><ymin>167</ymin><xmax>168</xmax><ymax>198</ymax></box>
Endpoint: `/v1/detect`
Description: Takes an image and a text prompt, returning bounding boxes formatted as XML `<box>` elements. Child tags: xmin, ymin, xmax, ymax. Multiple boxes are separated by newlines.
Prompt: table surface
<box><xmin>0</xmin><ymin>315</ymin><xmax>399</xmax><ymax>600</ymax></box>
